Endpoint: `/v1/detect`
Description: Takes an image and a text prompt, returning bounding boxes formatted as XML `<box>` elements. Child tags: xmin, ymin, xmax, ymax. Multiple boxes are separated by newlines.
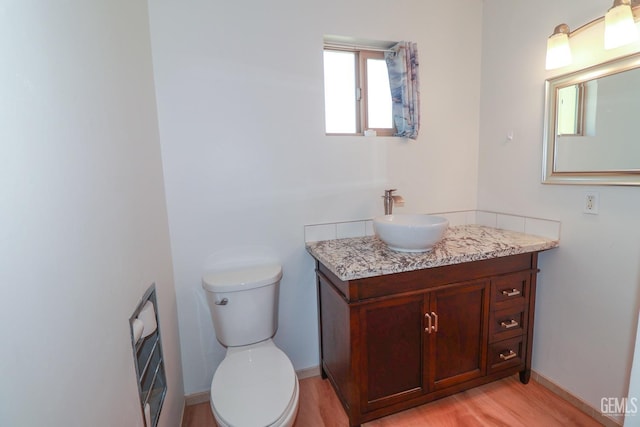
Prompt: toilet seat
<box><xmin>211</xmin><ymin>342</ymin><xmax>298</xmax><ymax>426</ymax></box>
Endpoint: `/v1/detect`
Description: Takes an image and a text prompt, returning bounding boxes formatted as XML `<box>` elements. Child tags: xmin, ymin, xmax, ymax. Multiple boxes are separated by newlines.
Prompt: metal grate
<box><xmin>130</xmin><ymin>284</ymin><xmax>167</xmax><ymax>427</ymax></box>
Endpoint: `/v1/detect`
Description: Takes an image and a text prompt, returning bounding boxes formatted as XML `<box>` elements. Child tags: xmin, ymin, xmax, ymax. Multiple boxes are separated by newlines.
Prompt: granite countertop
<box><xmin>306</xmin><ymin>224</ymin><xmax>559</xmax><ymax>281</ymax></box>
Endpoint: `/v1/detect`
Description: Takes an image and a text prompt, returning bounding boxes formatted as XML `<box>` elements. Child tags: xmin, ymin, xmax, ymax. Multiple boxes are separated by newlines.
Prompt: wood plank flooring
<box><xmin>182</xmin><ymin>375</ymin><xmax>603</xmax><ymax>427</ymax></box>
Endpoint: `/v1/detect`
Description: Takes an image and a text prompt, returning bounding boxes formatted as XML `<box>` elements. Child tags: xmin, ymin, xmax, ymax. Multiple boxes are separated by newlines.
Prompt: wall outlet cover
<box><xmin>584</xmin><ymin>192</ymin><xmax>599</xmax><ymax>215</ymax></box>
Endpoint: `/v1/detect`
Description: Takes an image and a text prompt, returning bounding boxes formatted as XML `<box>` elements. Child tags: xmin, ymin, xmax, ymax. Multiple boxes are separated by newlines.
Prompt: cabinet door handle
<box><xmin>424</xmin><ymin>312</ymin><xmax>432</xmax><ymax>334</ymax></box>
<box><xmin>501</xmin><ymin>288</ymin><xmax>520</xmax><ymax>297</ymax></box>
<box><xmin>500</xmin><ymin>319</ymin><xmax>519</xmax><ymax>329</ymax></box>
<box><xmin>431</xmin><ymin>312</ymin><xmax>438</xmax><ymax>332</ymax></box>
<box><xmin>499</xmin><ymin>350</ymin><xmax>517</xmax><ymax>361</ymax></box>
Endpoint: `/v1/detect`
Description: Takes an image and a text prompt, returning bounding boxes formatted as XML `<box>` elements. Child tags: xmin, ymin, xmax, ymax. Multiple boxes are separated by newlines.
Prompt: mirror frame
<box><xmin>542</xmin><ymin>52</ymin><xmax>640</xmax><ymax>186</ymax></box>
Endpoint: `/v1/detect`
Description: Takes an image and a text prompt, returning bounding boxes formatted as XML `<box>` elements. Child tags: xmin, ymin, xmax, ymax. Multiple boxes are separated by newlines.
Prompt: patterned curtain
<box><xmin>385</xmin><ymin>42</ymin><xmax>420</xmax><ymax>139</ymax></box>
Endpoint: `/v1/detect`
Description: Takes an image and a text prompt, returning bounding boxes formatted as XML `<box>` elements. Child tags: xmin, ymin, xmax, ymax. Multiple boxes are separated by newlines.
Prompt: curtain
<box><xmin>385</xmin><ymin>42</ymin><xmax>420</xmax><ymax>139</ymax></box>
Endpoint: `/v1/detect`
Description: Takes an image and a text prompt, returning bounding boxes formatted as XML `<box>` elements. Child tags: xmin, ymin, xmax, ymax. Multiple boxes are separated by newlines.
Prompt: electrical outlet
<box><xmin>584</xmin><ymin>192</ymin><xmax>599</xmax><ymax>214</ymax></box>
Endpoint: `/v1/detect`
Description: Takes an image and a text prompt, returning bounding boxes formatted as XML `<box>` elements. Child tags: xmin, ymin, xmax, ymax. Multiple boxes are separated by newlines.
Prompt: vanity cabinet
<box><xmin>315</xmin><ymin>252</ymin><xmax>538</xmax><ymax>427</ymax></box>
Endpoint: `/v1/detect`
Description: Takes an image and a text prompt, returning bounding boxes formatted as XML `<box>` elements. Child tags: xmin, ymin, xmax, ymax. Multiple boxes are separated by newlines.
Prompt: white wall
<box><xmin>0</xmin><ymin>2</ymin><xmax>183</xmax><ymax>426</ymax></box>
<box><xmin>147</xmin><ymin>0</ymin><xmax>483</xmax><ymax>395</ymax></box>
<box><xmin>480</xmin><ymin>0</ymin><xmax>640</xmax><ymax>421</ymax></box>
<box><xmin>626</xmin><ymin>311</ymin><xmax>640</xmax><ymax>426</ymax></box>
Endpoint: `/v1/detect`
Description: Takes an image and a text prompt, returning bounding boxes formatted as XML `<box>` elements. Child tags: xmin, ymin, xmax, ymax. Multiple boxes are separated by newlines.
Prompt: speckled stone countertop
<box><xmin>306</xmin><ymin>224</ymin><xmax>559</xmax><ymax>281</ymax></box>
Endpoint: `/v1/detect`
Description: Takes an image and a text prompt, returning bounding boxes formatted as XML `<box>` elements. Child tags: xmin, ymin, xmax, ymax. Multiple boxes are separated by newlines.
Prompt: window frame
<box><xmin>323</xmin><ymin>46</ymin><xmax>395</xmax><ymax>137</ymax></box>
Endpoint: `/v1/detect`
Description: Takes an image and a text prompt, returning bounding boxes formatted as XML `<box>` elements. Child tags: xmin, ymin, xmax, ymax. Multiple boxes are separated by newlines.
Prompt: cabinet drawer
<box><xmin>488</xmin><ymin>336</ymin><xmax>525</xmax><ymax>373</ymax></box>
<box><xmin>489</xmin><ymin>307</ymin><xmax>527</xmax><ymax>343</ymax></box>
<box><xmin>491</xmin><ymin>271</ymin><xmax>529</xmax><ymax>310</ymax></box>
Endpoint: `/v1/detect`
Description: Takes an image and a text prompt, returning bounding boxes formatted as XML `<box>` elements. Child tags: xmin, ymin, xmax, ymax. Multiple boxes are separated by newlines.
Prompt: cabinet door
<box><xmin>359</xmin><ymin>294</ymin><xmax>427</xmax><ymax>411</ymax></box>
<box><xmin>429</xmin><ymin>280</ymin><xmax>489</xmax><ymax>391</ymax></box>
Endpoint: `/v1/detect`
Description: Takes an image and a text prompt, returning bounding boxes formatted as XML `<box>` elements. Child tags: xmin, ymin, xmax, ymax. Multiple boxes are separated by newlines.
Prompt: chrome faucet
<box><xmin>383</xmin><ymin>189</ymin><xmax>404</xmax><ymax>215</ymax></box>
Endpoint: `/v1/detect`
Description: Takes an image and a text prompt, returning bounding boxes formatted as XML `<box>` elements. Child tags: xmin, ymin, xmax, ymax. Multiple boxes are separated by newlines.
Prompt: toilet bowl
<box><xmin>202</xmin><ymin>264</ymin><xmax>299</xmax><ymax>427</ymax></box>
<box><xmin>210</xmin><ymin>340</ymin><xmax>299</xmax><ymax>427</ymax></box>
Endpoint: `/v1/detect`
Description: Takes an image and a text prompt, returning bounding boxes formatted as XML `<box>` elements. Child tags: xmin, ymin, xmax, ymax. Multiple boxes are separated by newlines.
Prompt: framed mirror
<box><xmin>542</xmin><ymin>52</ymin><xmax>640</xmax><ymax>185</ymax></box>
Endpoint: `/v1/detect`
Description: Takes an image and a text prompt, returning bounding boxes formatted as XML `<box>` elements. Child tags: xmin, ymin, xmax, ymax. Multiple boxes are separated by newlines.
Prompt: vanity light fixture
<box><xmin>545</xmin><ymin>0</ymin><xmax>640</xmax><ymax>70</ymax></box>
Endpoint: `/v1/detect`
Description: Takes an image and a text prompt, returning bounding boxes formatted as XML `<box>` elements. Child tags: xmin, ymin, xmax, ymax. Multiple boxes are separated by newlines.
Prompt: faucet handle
<box><xmin>384</xmin><ymin>189</ymin><xmax>397</xmax><ymax>196</ymax></box>
<box><xmin>392</xmin><ymin>195</ymin><xmax>405</xmax><ymax>206</ymax></box>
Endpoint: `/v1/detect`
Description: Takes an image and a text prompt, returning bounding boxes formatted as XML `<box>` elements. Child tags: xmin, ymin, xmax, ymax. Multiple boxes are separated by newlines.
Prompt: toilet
<box><xmin>202</xmin><ymin>264</ymin><xmax>299</xmax><ymax>427</ymax></box>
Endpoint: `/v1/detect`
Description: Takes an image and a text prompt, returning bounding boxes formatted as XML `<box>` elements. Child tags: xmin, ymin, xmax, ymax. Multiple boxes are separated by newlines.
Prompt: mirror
<box><xmin>543</xmin><ymin>52</ymin><xmax>640</xmax><ymax>185</ymax></box>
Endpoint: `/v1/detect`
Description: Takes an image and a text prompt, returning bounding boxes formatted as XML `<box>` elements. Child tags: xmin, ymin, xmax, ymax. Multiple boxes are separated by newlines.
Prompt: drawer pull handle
<box><xmin>499</xmin><ymin>350</ymin><xmax>517</xmax><ymax>361</ymax></box>
<box><xmin>431</xmin><ymin>312</ymin><xmax>438</xmax><ymax>332</ymax></box>
<box><xmin>500</xmin><ymin>319</ymin><xmax>519</xmax><ymax>329</ymax></box>
<box><xmin>424</xmin><ymin>312</ymin><xmax>432</xmax><ymax>334</ymax></box>
<box><xmin>501</xmin><ymin>288</ymin><xmax>520</xmax><ymax>297</ymax></box>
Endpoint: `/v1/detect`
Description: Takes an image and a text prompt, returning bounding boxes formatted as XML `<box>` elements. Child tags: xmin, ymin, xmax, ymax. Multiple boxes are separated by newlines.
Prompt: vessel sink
<box><xmin>373</xmin><ymin>214</ymin><xmax>449</xmax><ymax>252</ymax></box>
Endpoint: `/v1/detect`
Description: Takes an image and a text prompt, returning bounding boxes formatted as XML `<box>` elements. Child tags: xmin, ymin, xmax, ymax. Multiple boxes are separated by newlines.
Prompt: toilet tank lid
<box><xmin>202</xmin><ymin>264</ymin><xmax>283</xmax><ymax>293</ymax></box>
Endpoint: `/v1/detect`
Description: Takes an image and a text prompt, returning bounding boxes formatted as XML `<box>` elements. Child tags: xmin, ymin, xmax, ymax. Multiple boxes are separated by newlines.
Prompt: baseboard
<box><xmin>184</xmin><ymin>365</ymin><xmax>322</xmax><ymax>407</ymax></box>
<box><xmin>185</xmin><ymin>390</ymin><xmax>210</xmax><ymax>406</ymax></box>
<box><xmin>296</xmin><ymin>365</ymin><xmax>321</xmax><ymax>379</ymax></box>
<box><xmin>532</xmin><ymin>370</ymin><xmax>623</xmax><ymax>427</ymax></box>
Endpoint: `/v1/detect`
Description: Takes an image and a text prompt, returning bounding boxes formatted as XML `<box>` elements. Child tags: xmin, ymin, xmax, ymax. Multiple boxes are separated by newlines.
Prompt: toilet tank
<box><xmin>202</xmin><ymin>264</ymin><xmax>282</xmax><ymax>347</ymax></box>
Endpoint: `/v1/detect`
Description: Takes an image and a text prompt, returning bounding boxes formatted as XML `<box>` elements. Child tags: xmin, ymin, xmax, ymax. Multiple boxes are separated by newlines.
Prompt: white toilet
<box><xmin>202</xmin><ymin>264</ymin><xmax>299</xmax><ymax>427</ymax></box>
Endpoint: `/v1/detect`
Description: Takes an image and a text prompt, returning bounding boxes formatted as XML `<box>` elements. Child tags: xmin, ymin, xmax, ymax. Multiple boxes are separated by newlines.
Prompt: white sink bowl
<box><xmin>373</xmin><ymin>214</ymin><xmax>449</xmax><ymax>253</ymax></box>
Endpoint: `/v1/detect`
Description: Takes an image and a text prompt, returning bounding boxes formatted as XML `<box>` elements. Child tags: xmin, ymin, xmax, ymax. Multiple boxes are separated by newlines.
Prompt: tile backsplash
<box><xmin>304</xmin><ymin>210</ymin><xmax>561</xmax><ymax>243</ymax></box>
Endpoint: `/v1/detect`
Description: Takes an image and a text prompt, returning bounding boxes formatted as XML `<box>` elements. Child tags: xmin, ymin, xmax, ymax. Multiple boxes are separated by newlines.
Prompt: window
<box><xmin>323</xmin><ymin>45</ymin><xmax>394</xmax><ymax>136</ymax></box>
<box><xmin>557</xmin><ymin>83</ymin><xmax>585</xmax><ymax>136</ymax></box>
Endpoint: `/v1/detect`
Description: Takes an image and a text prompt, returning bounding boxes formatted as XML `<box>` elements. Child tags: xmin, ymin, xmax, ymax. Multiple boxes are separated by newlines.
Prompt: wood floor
<box><xmin>182</xmin><ymin>374</ymin><xmax>603</xmax><ymax>427</ymax></box>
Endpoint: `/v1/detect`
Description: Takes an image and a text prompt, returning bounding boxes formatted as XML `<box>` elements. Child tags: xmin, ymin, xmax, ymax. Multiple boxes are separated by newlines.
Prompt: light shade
<box><xmin>604</xmin><ymin>0</ymin><xmax>639</xmax><ymax>49</ymax></box>
<box><xmin>546</xmin><ymin>24</ymin><xmax>572</xmax><ymax>70</ymax></box>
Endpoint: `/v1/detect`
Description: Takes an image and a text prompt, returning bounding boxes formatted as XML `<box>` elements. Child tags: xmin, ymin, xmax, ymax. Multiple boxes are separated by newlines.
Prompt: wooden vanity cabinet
<box><xmin>360</xmin><ymin>279</ymin><xmax>490</xmax><ymax>412</ymax></box>
<box><xmin>315</xmin><ymin>252</ymin><xmax>539</xmax><ymax>427</ymax></box>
